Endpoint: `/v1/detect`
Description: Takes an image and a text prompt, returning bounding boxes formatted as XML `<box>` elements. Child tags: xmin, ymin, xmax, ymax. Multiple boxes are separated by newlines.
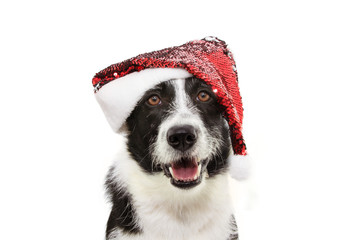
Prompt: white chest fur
<box><xmin>108</xmin><ymin>139</ymin><xmax>236</xmax><ymax>240</ymax></box>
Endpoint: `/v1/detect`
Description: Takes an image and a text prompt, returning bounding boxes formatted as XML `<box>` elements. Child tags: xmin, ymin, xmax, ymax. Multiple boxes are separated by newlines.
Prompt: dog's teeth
<box><xmin>169</xmin><ymin>167</ymin><xmax>179</xmax><ymax>181</ymax></box>
<box><xmin>193</xmin><ymin>164</ymin><xmax>202</xmax><ymax>180</ymax></box>
<box><xmin>169</xmin><ymin>167</ymin><xmax>174</xmax><ymax>177</ymax></box>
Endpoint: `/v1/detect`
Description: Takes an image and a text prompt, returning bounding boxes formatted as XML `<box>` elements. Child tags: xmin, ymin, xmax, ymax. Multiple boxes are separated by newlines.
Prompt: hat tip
<box><xmin>229</xmin><ymin>154</ymin><xmax>251</xmax><ymax>181</ymax></box>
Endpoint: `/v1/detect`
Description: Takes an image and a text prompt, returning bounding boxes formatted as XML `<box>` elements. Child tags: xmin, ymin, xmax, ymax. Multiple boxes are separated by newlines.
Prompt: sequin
<box><xmin>92</xmin><ymin>37</ymin><xmax>247</xmax><ymax>155</ymax></box>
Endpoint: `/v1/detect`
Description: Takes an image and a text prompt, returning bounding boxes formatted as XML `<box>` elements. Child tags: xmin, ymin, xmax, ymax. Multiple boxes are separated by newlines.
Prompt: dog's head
<box><xmin>125</xmin><ymin>77</ymin><xmax>231</xmax><ymax>189</ymax></box>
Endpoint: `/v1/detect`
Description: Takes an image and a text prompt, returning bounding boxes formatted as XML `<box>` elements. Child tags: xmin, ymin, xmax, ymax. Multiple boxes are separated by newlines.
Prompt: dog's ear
<box><xmin>229</xmin><ymin>155</ymin><xmax>251</xmax><ymax>180</ymax></box>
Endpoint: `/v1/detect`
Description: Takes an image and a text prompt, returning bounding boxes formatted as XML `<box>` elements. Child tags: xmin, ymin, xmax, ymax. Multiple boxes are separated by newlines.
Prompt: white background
<box><xmin>1</xmin><ymin>0</ymin><xmax>359</xmax><ymax>239</ymax></box>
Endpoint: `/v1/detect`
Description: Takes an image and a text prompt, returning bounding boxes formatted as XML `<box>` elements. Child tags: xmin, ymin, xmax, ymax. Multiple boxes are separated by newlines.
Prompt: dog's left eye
<box><xmin>197</xmin><ymin>91</ymin><xmax>210</xmax><ymax>102</ymax></box>
<box><xmin>147</xmin><ymin>95</ymin><xmax>161</xmax><ymax>106</ymax></box>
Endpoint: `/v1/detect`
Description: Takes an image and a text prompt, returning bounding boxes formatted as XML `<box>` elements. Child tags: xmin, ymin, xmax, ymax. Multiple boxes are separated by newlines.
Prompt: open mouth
<box><xmin>163</xmin><ymin>157</ymin><xmax>208</xmax><ymax>189</ymax></box>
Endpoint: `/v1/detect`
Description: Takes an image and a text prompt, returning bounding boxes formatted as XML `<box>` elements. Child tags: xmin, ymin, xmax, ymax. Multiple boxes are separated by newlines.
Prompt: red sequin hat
<box><xmin>93</xmin><ymin>37</ymin><xmax>250</xmax><ymax>180</ymax></box>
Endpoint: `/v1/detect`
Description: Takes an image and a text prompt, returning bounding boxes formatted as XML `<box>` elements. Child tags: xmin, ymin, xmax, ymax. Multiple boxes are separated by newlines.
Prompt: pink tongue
<box><xmin>171</xmin><ymin>159</ymin><xmax>198</xmax><ymax>181</ymax></box>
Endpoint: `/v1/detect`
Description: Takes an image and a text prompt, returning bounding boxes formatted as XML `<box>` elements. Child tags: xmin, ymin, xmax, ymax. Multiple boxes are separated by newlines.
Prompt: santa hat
<box><xmin>92</xmin><ymin>36</ymin><xmax>250</xmax><ymax>180</ymax></box>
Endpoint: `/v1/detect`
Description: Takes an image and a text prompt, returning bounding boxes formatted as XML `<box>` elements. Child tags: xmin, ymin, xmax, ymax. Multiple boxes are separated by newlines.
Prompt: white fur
<box><xmin>107</xmin><ymin>135</ymin><xmax>236</xmax><ymax>240</ymax></box>
<box><xmin>95</xmin><ymin>68</ymin><xmax>192</xmax><ymax>132</ymax></box>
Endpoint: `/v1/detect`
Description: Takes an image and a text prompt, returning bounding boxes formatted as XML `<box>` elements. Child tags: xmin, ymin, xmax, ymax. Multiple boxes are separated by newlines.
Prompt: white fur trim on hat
<box><xmin>95</xmin><ymin>68</ymin><xmax>192</xmax><ymax>132</ymax></box>
<box><xmin>229</xmin><ymin>154</ymin><xmax>251</xmax><ymax>180</ymax></box>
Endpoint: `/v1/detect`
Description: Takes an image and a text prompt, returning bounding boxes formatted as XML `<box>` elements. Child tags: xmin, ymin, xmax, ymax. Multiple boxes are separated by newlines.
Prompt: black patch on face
<box><xmin>105</xmin><ymin>167</ymin><xmax>142</xmax><ymax>237</ymax></box>
<box><xmin>126</xmin><ymin>81</ymin><xmax>175</xmax><ymax>173</ymax></box>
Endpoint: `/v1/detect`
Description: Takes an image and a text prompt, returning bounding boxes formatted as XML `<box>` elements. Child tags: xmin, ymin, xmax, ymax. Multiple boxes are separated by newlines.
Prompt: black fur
<box><xmin>105</xmin><ymin>167</ymin><xmax>141</xmax><ymax>238</ymax></box>
<box><xmin>228</xmin><ymin>215</ymin><xmax>239</xmax><ymax>240</ymax></box>
<box><xmin>126</xmin><ymin>81</ymin><xmax>176</xmax><ymax>173</ymax></box>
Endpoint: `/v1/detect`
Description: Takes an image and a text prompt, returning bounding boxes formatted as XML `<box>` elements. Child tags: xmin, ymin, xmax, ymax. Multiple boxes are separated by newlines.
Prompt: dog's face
<box><xmin>125</xmin><ymin>77</ymin><xmax>231</xmax><ymax>189</ymax></box>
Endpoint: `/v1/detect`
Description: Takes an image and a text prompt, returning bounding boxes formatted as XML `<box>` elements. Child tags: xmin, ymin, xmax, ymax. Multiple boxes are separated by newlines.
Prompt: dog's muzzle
<box><xmin>162</xmin><ymin>125</ymin><xmax>209</xmax><ymax>189</ymax></box>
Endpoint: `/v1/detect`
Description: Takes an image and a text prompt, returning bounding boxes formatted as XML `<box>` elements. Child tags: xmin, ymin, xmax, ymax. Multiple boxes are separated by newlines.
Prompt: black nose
<box><xmin>167</xmin><ymin>125</ymin><xmax>197</xmax><ymax>152</ymax></box>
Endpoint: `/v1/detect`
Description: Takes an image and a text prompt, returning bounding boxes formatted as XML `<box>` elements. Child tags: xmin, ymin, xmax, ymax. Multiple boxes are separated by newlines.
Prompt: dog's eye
<box><xmin>147</xmin><ymin>95</ymin><xmax>161</xmax><ymax>106</ymax></box>
<box><xmin>197</xmin><ymin>91</ymin><xmax>210</xmax><ymax>102</ymax></box>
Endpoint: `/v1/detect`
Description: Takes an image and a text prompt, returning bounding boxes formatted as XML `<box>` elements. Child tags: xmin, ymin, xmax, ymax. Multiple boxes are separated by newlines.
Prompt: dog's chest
<box><xmin>128</xmin><ymin>174</ymin><xmax>234</xmax><ymax>240</ymax></box>
<box><xmin>136</xmin><ymin>201</ymin><xmax>233</xmax><ymax>240</ymax></box>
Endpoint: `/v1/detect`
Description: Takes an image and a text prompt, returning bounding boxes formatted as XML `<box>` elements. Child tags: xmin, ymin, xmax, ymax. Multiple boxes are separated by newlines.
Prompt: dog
<box><xmin>104</xmin><ymin>76</ymin><xmax>239</xmax><ymax>240</ymax></box>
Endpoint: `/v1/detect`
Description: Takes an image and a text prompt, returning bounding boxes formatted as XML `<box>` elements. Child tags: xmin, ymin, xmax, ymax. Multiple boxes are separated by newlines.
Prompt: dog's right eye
<box><xmin>197</xmin><ymin>91</ymin><xmax>210</xmax><ymax>102</ymax></box>
<box><xmin>147</xmin><ymin>95</ymin><xmax>161</xmax><ymax>106</ymax></box>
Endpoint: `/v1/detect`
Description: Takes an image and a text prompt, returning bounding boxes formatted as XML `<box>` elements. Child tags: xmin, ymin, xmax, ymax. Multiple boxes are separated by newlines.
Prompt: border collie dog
<box><xmin>105</xmin><ymin>77</ymin><xmax>238</xmax><ymax>240</ymax></box>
